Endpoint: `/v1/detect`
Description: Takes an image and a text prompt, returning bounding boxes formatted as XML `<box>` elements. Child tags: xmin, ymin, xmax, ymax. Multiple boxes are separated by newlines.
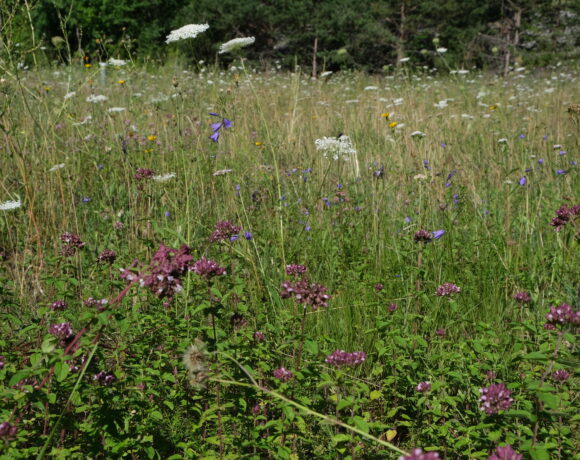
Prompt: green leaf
<box><xmin>503</xmin><ymin>409</ymin><xmax>537</xmax><ymax>422</ymax></box>
<box><xmin>41</xmin><ymin>337</ymin><xmax>56</xmax><ymax>354</ymax></box>
<box><xmin>521</xmin><ymin>352</ymin><xmax>549</xmax><ymax>361</ymax></box>
<box><xmin>332</xmin><ymin>434</ymin><xmax>351</xmax><ymax>444</ymax></box>
<box><xmin>369</xmin><ymin>390</ymin><xmax>382</xmax><ymax>400</ymax></box>
<box><xmin>337</xmin><ymin>399</ymin><xmax>352</xmax><ymax>411</ymax></box>
<box><xmin>529</xmin><ymin>446</ymin><xmax>550</xmax><ymax>460</ymax></box>
<box><xmin>536</xmin><ymin>392</ymin><xmax>559</xmax><ymax>409</ymax></box>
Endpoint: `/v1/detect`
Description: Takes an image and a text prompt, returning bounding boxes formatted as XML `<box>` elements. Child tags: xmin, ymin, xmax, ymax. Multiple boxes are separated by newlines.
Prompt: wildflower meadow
<box><xmin>0</xmin><ymin>31</ymin><xmax>579</xmax><ymax>459</ymax></box>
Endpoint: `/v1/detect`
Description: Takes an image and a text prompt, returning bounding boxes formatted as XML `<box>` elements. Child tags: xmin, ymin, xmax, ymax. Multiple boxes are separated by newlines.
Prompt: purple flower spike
<box><xmin>552</xmin><ymin>369</ymin><xmax>570</xmax><ymax>382</ymax></box>
<box><xmin>416</xmin><ymin>381</ymin><xmax>432</xmax><ymax>392</ymax></box>
<box><xmin>325</xmin><ymin>350</ymin><xmax>366</xmax><ymax>367</ymax></box>
<box><xmin>479</xmin><ymin>382</ymin><xmax>513</xmax><ymax>415</ymax></box>
<box><xmin>192</xmin><ymin>257</ymin><xmax>226</xmax><ymax>280</ymax></box>
<box><xmin>435</xmin><ymin>283</ymin><xmax>461</xmax><ymax>297</ymax></box>
<box><xmin>487</xmin><ymin>445</ymin><xmax>522</xmax><ymax>460</ymax></box>
<box><xmin>273</xmin><ymin>367</ymin><xmax>293</xmax><ymax>382</ymax></box>
<box><xmin>399</xmin><ymin>448</ymin><xmax>440</xmax><ymax>460</ymax></box>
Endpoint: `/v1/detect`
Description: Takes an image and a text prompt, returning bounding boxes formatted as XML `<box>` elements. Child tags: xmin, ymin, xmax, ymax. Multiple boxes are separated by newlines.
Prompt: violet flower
<box><xmin>209</xmin><ymin>113</ymin><xmax>233</xmax><ymax>142</ymax></box>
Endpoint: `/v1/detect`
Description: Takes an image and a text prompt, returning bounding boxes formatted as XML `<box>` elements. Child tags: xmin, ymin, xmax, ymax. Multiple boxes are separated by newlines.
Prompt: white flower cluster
<box><xmin>315</xmin><ymin>135</ymin><xmax>357</xmax><ymax>161</ymax></box>
<box><xmin>152</xmin><ymin>173</ymin><xmax>176</xmax><ymax>182</ymax></box>
<box><xmin>86</xmin><ymin>94</ymin><xmax>107</xmax><ymax>103</ymax></box>
<box><xmin>0</xmin><ymin>198</ymin><xmax>21</xmax><ymax>211</ymax></box>
<box><xmin>108</xmin><ymin>58</ymin><xmax>127</xmax><ymax>66</ymax></box>
<box><xmin>218</xmin><ymin>37</ymin><xmax>255</xmax><ymax>54</ymax></box>
<box><xmin>166</xmin><ymin>24</ymin><xmax>209</xmax><ymax>44</ymax></box>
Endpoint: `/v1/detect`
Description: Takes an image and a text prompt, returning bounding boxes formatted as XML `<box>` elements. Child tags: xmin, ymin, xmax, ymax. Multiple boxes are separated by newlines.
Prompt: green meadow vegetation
<box><xmin>0</xmin><ymin>58</ymin><xmax>578</xmax><ymax>459</ymax></box>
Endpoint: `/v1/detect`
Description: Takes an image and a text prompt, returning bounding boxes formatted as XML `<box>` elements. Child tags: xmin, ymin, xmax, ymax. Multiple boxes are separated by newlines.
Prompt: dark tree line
<box><xmin>5</xmin><ymin>0</ymin><xmax>580</xmax><ymax>71</ymax></box>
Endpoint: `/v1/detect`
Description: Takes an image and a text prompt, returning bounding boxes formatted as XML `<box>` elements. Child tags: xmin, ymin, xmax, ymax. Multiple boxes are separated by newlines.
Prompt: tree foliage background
<box><xmin>3</xmin><ymin>0</ymin><xmax>580</xmax><ymax>71</ymax></box>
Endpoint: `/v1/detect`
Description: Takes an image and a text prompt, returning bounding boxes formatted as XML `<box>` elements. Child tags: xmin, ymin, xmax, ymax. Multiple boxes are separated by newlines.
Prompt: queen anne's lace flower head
<box><xmin>219</xmin><ymin>37</ymin><xmax>255</xmax><ymax>54</ymax></box>
<box><xmin>166</xmin><ymin>24</ymin><xmax>209</xmax><ymax>44</ymax></box>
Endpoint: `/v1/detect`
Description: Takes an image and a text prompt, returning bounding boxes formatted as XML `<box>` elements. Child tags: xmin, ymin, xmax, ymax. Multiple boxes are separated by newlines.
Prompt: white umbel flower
<box><xmin>436</xmin><ymin>47</ymin><xmax>448</xmax><ymax>54</ymax></box>
<box><xmin>218</xmin><ymin>37</ymin><xmax>255</xmax><ymax>54</ymax></box>
<box><xmin>410</xmin><ymin>131</ymin><xmax>426</xmax><ymax>137</ymax></box>
<box><xmin>86</xmin><ymin>94</ymin><xmax>107</xmax><ymax>103</ymax></box>
<box><xmin>152</xmin><ymin>173</ymin><xmax>176</xmax><ymax>182</ymax></box>
<box><xmin>166</xmin><ymin>24</ymin><xmax>209</xmax><ymax>44</ymax></box>
<box><xmin>107</xmin><ymin>107</ymin><xmax>126</xmax><ymax>113</ymax></box>
<box><xmin>0</xmin><ymin>198</ymin><xmax>21</xmax><ymax>211</ymax></box>
<box><xmin>49</xmin><ymin>163</ymin><xmax>65</xmax><ymax>172</ymax></box>
<box><xmin>108</xmin><ymin>58</ymin><xmax>127</xmax><ymax>66</ymax></box>
<box><xmin>315</xmin><ymin>135</ymin><xmax>357</xmax><ymax>161</ymax></box>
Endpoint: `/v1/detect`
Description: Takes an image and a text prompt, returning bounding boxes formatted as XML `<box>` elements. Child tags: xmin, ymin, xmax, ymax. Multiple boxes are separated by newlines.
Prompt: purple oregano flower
<box><xmin>272</xmin><ymin>367</ymin><xmax>293</xmax><ymax>382</ymax></box>
<box><xmin>487</xmin><ymin>445</ymin><xmax>522</xmax><ymax>460</ymax></box>
<box><xmin>479</xmin><ymin>382</ymin><xmax>513</xmax><ymax>415</ymax></box>
<box><xmin>325</xmin><ymin>350</ymin><xmax>366</xmax><ymax>367</ymax></box>
<box><xmin>399</xmin><ymin>448</ymin><xmax>440</xmax><ymax>460</ymax></box>
<box><xmin>435</xmin><ymin>282</ymin><xmax>461</xmax><ymax>297</ymax></box>
<box><xmin>209</xmin><ymin>220</ymin><xmax>241</xmax><ymax>243</ymax></box>
<box><xmin>209</xmin><ymin>112</ymin><xmax>233</xmax><ymax>142</ymax></box>
<box><xmin>192</xmin><ymin>257</ymin><xmax>226</xmax><ymax>281</ymax></box>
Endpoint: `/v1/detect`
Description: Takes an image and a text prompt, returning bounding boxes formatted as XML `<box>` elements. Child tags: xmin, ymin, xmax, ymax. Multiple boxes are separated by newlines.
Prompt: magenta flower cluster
<box><xmin>192</xmin><ymin>257</ymin><xmax>226</xmax><ymax>281</ymax></box>
<box><xmin>272</xmin><ymin>367</ymin><xmax>293</xmax><ymax>382</ymax></box>
<box><xmin>399</xmin><ymin>448</ymin><xmax>440</xmax><ymax>460</ymax></box>
<box><xmin>513</xmin><ymin>291</ymin><xmax>531</xmax><ymax>304</ymax></box>
<box><xmin>479</xmin><ymin>383</ymin><xmax>513</xmax><ymax>415</ymax></box>
<box><xmin>552</xmin><ymin>369</ymin><xmax>570</xmax><ymax>382</ymax></box>
<box><xmin>48</xmin><ymin>322</ymin><xmax>74</xmax><ymax>341</ymax></box>
<box><xmin>416</xmin><ymin>381</ymin><xmax>432</xmax><ymax>392</ymax></box>
<box><xmin>60</xmin><ymin>232</ymin><xmax>85</xmax><ymax>257</ymax></box>
<box><xmin>50</xmin><ymin>300</ymin><xmax>67</xmax><ymax>311</ymax></box>
<box><xmin>84</xmin><ymin>297</ymin><xmax>108</xmax><ymax>312</ymax></box>
<box><xmin>325</xmin><ymin>349</ymin><xmax>366</xmax><ymax>367</ymax></box>
<box><xmin>93</xmin><ymin>371</ymin><xmax>116</xmax><ymax>386</ymax></box>
<box><xmin>98</xmin><ymin>249</ymin><xmax>117</xmax><ymax>264</ymax></box>
<box><xmin>285</xmin><ymin>264</ymin><xmax>307</xmax><ymax>276</ymax></box>
<box><xmin>121</xmin><ymin>244</ymin><xmax>194</xmax><ymax>303</ymax></box>
<box><xmin>0</xmin><ymin>355</ymin><xmax>4</xmax><ymax>370</ymax></box>
<box><xmin>209</xmin><ymin>220</ymin><xmax>241</xmax><ymax>243</ymax></box>
<box><xmin>435</xmin><ymin>282</ymin><xmax>461</xmax><ymax>297</ymax></box>
<box><xmin>280</xmin><ymin>277</ymin><xmax>330</xmax><ymax>310</ymax></box>
<box><xmin>549</xmin><ymin>204</ymin><xmax>580</xmax><ymax>231</ymax></box>
<box><xmin>134</xmin><ymin>167</ymin><xmax>156</xmax><ymax>180</ymax></box>
<box><xmin>414</xmin><ymin>230</ymin><xmax>433</xmax><ymax>243</ymax></box>
<box><xmin>544</xmin><ymin>303</ymin><xmax>579</xmax><ymax>329</ymax></box>
<box><xmin>0</xmin><ymin>421</ymin><xmax>18</xmax><ymax>440</ymax></box>
<box><xmin>487</xmin><ymin>445</ymin><xmax>522</xmax><ymax>460</ymax></box>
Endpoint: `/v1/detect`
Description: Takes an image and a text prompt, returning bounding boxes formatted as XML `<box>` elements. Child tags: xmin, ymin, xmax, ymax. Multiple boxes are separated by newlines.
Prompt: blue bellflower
<box><xmin>209</xmin><ymin>113</ymin><xmax>233</xmax><ymax>142</ymax></box>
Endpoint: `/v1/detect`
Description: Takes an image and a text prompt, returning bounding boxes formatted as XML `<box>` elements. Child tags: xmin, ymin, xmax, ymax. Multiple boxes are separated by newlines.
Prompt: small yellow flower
<box><xmin>381</xmin><ymin>112</ymin><xmax>390</xmax><ymax>119</ymax></box>
<box><xmin>147</xmin><ymin>135</ymin><xmax>157</xmax><ymax>141</ymax></box>
<box><xmin>44</xmin><ymin>86</ymin><xmax>51</xmax><ymax>92</ymax></box>
<box><xmin>255</xmin><ymin>141</ymin><xmax>263</xmax><ymax>147</ymax></box>
<box><xmin>95</xmin><ymin>38</ymin><xmax>101</xmax><ymax>44</ymax></box>
<box><xmin>489</xmin><ymin>105</ymin><xmax>497</xmax><ymax>110</ymax></box>
<box><xmin>144</xmin><ymin>148</ymin><xmax>154</xmax><ymax>153</ymax></box>
<box><xmin>389</xmin><ymin>121</ymin><xmax>398</xmax><ymax>128</ymax></box>
<box><xmin>84</xmin><ymin>63</ymin><xmax>92</xmax><ymax>68</ymax></box>
<box><xmin>117</xmin><ymin>79</ymin><xmax>126</xmax><ymax>85</ymax></box>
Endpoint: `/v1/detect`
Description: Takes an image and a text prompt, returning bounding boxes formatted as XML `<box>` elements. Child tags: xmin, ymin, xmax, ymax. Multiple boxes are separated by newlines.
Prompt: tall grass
<box><xmin>0</xmin><ymin>62</ymin><xmax>578</xmax><ymax>458</ymax></box>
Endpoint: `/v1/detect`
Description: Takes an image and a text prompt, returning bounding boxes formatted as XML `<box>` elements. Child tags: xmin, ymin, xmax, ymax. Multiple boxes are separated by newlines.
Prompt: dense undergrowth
<box><xmin>0</xmin><ymin>62</ymin><xmax>578</xmax><ymax>459</ymax></box>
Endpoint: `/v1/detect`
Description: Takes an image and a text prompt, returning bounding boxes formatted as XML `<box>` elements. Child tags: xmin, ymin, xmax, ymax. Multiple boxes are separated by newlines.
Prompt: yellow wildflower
<box><xmin>381</xmin><ymin>112</ymin><xmax>390</xmax><ymax>119</ymax></box>
<box><xmin>255</xmin><ymin>141</ymin><xmax>263</xmax><ymax>147</ymax></box>
<box><xmin>84</xmin><ymin>63</ymin><xmax>92</xmax><ymax>68</ymax></box>
<box><xmin>389</xmin><ymin>121</ymin><xmax>398</xmax><ymax>128</ymax></box>
<box><xmin>147</xmin><ymin>135</ymin><xmax>157</xmax><ymax>141</ymax></box>
<box><xmin>489</xmin><ymin>105</ymin><xmax>497</xmax><ymax>110</ymax></box>
<box><xmin>117</xmin><ymin>79</ymin><xmax>126</xmax><ymax>85</ymax></box>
